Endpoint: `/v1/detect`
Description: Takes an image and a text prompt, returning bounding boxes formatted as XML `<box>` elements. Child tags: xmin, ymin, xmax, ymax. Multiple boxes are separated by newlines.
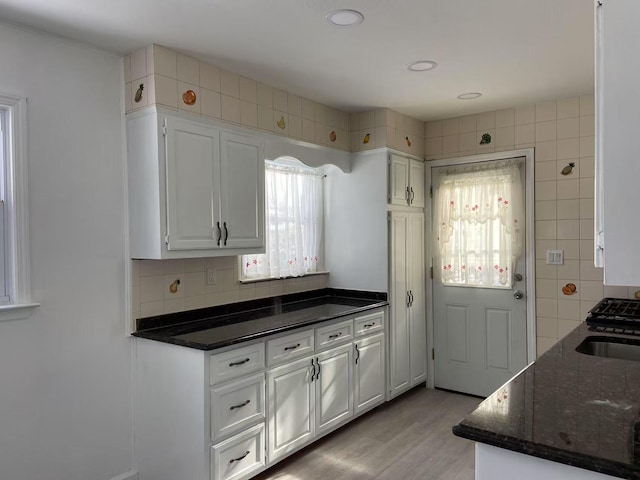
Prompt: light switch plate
<box><xmin>546</xmin><ymin>250</ymin><xmax>564</xmax><ymax>265</ymax></box>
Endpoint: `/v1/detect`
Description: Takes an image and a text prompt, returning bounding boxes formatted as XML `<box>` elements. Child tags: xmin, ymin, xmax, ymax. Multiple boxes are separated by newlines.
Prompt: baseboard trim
<box><xmin>109</xmin><ymin>471</ymin><xmax>138</xmax><ymax>480</ymax></box>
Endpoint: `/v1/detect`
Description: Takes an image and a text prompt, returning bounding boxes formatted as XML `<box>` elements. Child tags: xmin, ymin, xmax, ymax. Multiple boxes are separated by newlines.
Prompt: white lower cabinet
<box><xmin>354</xmin><ymin>333</ymin><xmax>385</xmax><ymax>415</ymax></box>
<box><xmin>211</xmin><ymin>424</ymin><xmax>266</xmax><ymax>480</ymax></box>
<box><xmin>266</xmin><ymin>355</ymin><xmax>315</xmax><ymax>462</ymax></box>
<box><xmin>135</xmin><ymin>307</ymin><xmax>387</xmax><ymax>480</ymax></box>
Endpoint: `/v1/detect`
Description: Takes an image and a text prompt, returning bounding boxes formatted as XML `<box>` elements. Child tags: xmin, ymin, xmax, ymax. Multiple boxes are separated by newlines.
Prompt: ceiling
<box><xmin>0</xmin><ymin>0</ymin><xmax>594</xmax><ymax>121</ymax></box>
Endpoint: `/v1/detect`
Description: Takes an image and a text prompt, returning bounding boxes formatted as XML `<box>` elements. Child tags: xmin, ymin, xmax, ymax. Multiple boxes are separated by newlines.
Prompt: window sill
<box><xmin>0</xmin><ymin>302</ymin><xmax>40</xmax><ymax>322</ymax></box>
<box><xmin>240</xmin><ymin>271</ymin><xmax>329</xmax><ymax>284</ymax></box>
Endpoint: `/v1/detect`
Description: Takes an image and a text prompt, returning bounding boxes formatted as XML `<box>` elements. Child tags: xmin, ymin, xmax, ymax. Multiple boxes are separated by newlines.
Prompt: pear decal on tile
<box><xmin>134</xmin><ymin>83</ymin><xmax>144</xmax><ymax>103</ymax></box>
<box><xmin>276</xmin><ymin>116</ymin><xmax>286</xmax><ymax>130</ymax></box>
<box><xmin>363</xmin><ymin>133</ymin><xmax>370</xmax><ymax>144</ymax></box>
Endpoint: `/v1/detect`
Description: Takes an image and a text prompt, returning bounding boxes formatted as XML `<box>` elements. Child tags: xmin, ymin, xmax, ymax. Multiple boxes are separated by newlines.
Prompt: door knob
<box><xmin>513</xmin><ymin>290</ymin><xmax>524</xmax><ymax>300</ymax></box>
<box><xmin>513</xmin><ymin>273</ymin><xmax>523</xmax><ymax>282</ymax></box>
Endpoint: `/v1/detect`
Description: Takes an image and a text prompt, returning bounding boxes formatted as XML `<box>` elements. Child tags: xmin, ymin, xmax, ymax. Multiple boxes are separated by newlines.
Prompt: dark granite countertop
<box><xmin>132</xmin><ymin>288</ymin><xmax>387</xmax><ymax>351</ymax></box>
<box><xmin>453</xmin><ymin>323</ymin><xmax>640</xmax><ymax>479</ymax></box>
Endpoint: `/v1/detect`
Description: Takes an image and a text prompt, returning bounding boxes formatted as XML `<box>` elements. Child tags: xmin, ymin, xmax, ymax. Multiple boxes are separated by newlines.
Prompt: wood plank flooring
<box><xmin>254</xmin><ymin>387</ymin><xmax>481</xmax><ymax>480</ymax></box>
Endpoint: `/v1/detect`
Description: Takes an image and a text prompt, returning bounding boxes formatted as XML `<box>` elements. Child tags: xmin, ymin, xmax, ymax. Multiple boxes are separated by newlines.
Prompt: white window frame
<box><xmin>0</xmin><ymin>93</ymin><xmax>38</xmax><ymax>321</ymax></box>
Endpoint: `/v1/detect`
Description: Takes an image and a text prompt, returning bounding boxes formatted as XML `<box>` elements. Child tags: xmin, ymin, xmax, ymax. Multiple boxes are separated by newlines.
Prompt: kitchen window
<box><xmin>0</xmin><ymin>93</ymin><xmax>37</xmax><ymax>320</ymax></box>
<box><xmin>241</xmin><ymin>157</ymin><xmax>323</xmax><ymax>281</ymax></box>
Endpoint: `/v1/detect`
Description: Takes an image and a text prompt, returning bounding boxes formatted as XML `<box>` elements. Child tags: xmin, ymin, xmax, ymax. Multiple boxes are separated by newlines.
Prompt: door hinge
<box><xmin>164</xmin><ymin>234</ymin><xmax>169</xmax><ymax>245</ymax></box>
<box><xmin>432</xmin><ymin>348</ymin><xmax>435</xmax><ymax>360</ymax></box>
<box><xmin>162</xmin><ymin>120</ymin><xmax>167</xmax><ymax>137</ymax></box>
<box><xmin>430</xmin><ymin>266</ymin><xmax>433</xmax><ymax>279</ymax></box>
<box><xmin>429</xmin><ymin>186</ymin><xmax>433</xmax><ymax>198</ymax></box>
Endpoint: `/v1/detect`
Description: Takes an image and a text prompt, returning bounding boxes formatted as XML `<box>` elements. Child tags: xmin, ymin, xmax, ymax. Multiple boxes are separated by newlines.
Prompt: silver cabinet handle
<box><xmin>223</xmin><ymin>221</ymin><xmax>229</xmax><ymax>246</ymax></box>
<box><xmin>284</xmin><ymin>343</ymin><xmax>300</xmax><ymax>351</ymax></box>
<box><xmin>354</xmin><ymin>344</ymin><xmax>360</xmax><ymax>364</ymax></box>
<box><xmin>410</xmin><ymin>187</ymin><xmax>415</xmax><ymax>204</ymax></box>
<box><xmin>229</xmin><ymin>358</ymin><xmax>249</xmax><ymax>367</ymax></box>
<box><xmin>328</xmin><ymin>332</ymin><xmax>343</xmax><ymax>339</ymax></box>
<box><xmin>216</xmin><ymin>221</ymin><xmax>222</xmax><ymax>246</ymax></box>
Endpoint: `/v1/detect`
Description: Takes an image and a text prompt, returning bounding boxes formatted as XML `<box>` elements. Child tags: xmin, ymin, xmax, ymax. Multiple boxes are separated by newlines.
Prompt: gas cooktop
<box><xmin>586</xmin><ymin>297</ymin><xmax>640</xmax><ymax>334</ymax></box>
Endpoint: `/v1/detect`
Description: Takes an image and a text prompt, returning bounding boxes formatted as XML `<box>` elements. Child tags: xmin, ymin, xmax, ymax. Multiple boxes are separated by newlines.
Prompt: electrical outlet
<box><xmin>207</xmin><ymin>269</ymin><xmax>217</xmax><ymax>285</ymax></box>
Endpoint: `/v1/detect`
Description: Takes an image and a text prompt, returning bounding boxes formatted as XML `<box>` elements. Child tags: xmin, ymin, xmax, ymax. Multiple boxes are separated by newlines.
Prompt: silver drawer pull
<box><xmin>229</xmin><ymin>450</ymin><xmax>250</xmax><ymax>464</ymax></box>
<box><xmin>329</xmin><ymin>332</ymin><xmax>343</xmax><ymax>339</ymax></box>
<box><xmin>229</xmin><ymin>358</ymin><xmax>250</xmax><ymax>367</ymax></box>
<box><xmin>284</xmin><ymin>343</ymin><xmax>301</xmax><ymax>351</ymax></box>
<box><xmin>363</xmin><ymin>323</ymin><xmax>376</xmax><ymax>328</ymax></box>
<box><xmin>229</xmin><ymin>400</ymin><xmax>251</xmax><ymax>411</ymax></box>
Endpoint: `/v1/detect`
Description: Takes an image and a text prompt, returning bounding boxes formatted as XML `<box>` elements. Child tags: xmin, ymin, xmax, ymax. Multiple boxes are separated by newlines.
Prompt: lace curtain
<box><xmin>242</xmin><ymin>159</ymin><xmax>323</xmax><ymax>280</ymax></box>
<box><xmin>434</xmin><ymin>160</ymin><xmax>524</xmax><ymax>288</ymax></box>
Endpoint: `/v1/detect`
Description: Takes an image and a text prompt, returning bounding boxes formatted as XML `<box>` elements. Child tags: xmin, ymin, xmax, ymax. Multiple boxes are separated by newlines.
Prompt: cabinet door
<box><xmin>409</xmin><ymin>160</ymin><xmax>425</xmax><ymax>208</ymax></box>
<box><xmin>389</xmin><ymin>153</ymin><xmax>410</xmax><ymax>206</ymax></box>
<box><xmin>267</xmin><ymin>356</ymin><xmax>314</xmax><ymax>462</ymax></box>
<box><xmin>164</xmin><ymin>117</ymin><xmax>220</xmax><ymax>251</ymax></box>
<box><xmin>354</xmin><ymin>333</ymin><xmax>385</xmax><ymax>416</ymax></box>
<box><xmin>314</xmin><ymin>344</ymin><xmax>353</xmax><ymax>435</ymax></box>
<box><xmin>408</xmin><ymin>213</ymin><xmax>427</xmax><ymax>385</ymax></box>
<box><xmin>389</xmin><ymin>212</ymin><xmax>410</xmax><ymax>397</ymax></box>
<box><xmin>599</xmin><ymin>0</ymin><xmax>640</xmax><ymax>285</ymax></box>
<box><xmin>219</xmin><ymin>131</ymin><xmax>265</xmax><ymax>249</ymax></box>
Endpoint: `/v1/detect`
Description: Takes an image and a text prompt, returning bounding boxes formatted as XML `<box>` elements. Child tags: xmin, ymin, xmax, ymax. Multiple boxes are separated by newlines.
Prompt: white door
<box><xmin>408</xmin><ymin>213</ymin><xmax>427</xmax><ymax>385</ymax></box>
<box><xmin>432</xmin><ymin>157</ymin><xmax>528</xmax><ymax>397</ymax></box>
<box><xmin>267</xmin><ymin>356</ymin><xmax>314</xmax><ymax>462</ymax></box>
<box><xmin>164</xmin><ymin>117</ymin><xmax>220</xmax><ymax>251</ymax></box>
<box><xmin>314</xmin><ymin>344</ymin><xmax>353</xmax><ymax>435</ymax></box>
<box><xmin>219</xmin><ymin>131</ymin><xmax>265</xmax><ymax>249</ymax></box>
<box><xmin>354</xmin><ymin>333</ymin><xmax>385</xmax><ymax>415</ymax></box>
<box><xmin>389</xmin><ymin>212</ymin><xmax>410</xmax><ymax>397</ymax></box>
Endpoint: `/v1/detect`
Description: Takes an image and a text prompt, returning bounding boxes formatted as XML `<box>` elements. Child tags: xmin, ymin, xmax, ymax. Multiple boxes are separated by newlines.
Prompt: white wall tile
<box><xmin>515</xmin><ymin>105</ymin><xmax>535</xmax><ymax>125</ymax></box>
<box><xmin>154</xmin><ymin>74</ymin><xmax>178</xmax><ymax>108</ymax></box>
<box><xmin>459</xmin><ymin>115</ymin><xmax>476</xmax><ymax>133</ymax></box>
<box><xmin>557</xmin><ymin>97</ymin><xmax>579</xmax><ymax>119</ymax></box>
<box><xmin>535</xmin><ymin>161</ymin><xmax>556</xmax><ymax>182</ymax></box>
<box><xmin>557</xmin><ymin>199</ymin><xmax>580</xmax><ymax>220</ymax></box>
<box><xmin>177</xmin><ymin>54</ymin><xmax>199</xmax><ymax>85</ymax></box>
<box><xmin>557</xmin><ymin>138</ymin><xmax>580</xmax><ymax>159</ymax></box>
<box><xmin>535</xmin><ymin>181</ymin><xmax>556</xmax><ymax>201</ymax></box>
<box><xmin>557</xmin><ymin>239</ymin><xmax>580</xmax><ymax>260</ymax></box>
<box><xmin>476</xmin><ymin>112</ymin><xmax>496</xmax><ymax>130</ymax></box>
<box><xmin>442</xmin><ymin>118</ymin><xmax>459</xmax><ymax>136</ymax></box>
<box><xmin>140</xmin><ymin>275</ymin><xmax>164</xmax><ymax>303</ymax></box>
<box><xmin>556</xmin><ymin>117</ymin><xmax>579</xmax><ymax>139</ymax></box>
<box><xmin>258</xmin><ymin>105</ymin><xmax>274</xmax><ymax>132</ymax></box>
<box><xmin>514</xmin><ymin>124</ymin><xmax>535</xmax><ymax>144</ymax></box>
<box><xmin>200</xmin><ymin>63</ymin><xmax>220</xmax><ymax>91</ymax></box>
<box><xmin>557</xmin><ymin>179</ymin><xmax>579</xmax><ymax>199</ymax></box>
<box><xmin>273</xmin><ymin>89</ymin><xmax>288</xmax><ymax>113</ymax></box>
<box><xmin>257</xmin><ymin>83</ymin><xmax>273</xmax><ymax>108</ymax></box>
<box><xmin>580</xmin><ymin>95</ymin><xmax>595</xmax><ymax>116</ymax></box>
<box><xmin>288</xmin><ymin>94</ymin><xmax>302</xmax><ymax>116</ymax></box>
<box><xmin>239</xmin><ymin>77</ymin><xmax>257</xmax><ymax>103</ymax></box>
<box><xmin>130</xmin><ymin>48</ymin><xmax>147</xmax><ymax>81</ymax></box>
<box><xmin>536</xmin><ymin>101</ymin><xmax>557</xmax><ymax>122</ymax></box>
<box><xmin>200</xmin><ymin>89</ymin><xmax>221</xmax><ymax>118</ymax></box>
<box><xmin>442</xmin><ymin>135</ymin><xmax>459</xmax><ymax>154</ymax></box>
<box><xmin>221</xmin><ymin>95</ymin><xmax>240</xmax><ymax>124</ymax></box>
<box><xmin>425</xmin><ymin>121</ymin><xmax>442</xmax><ymax>138</ymax></box>
<box><xmin>301</xmin><ymin>98</ymin><xmax>314</xmax><ymax>120</ymax></box>
<box><xmin>240</xmin><ymin>100</ymin><xmax>258</xmax><ymax>128</ymax></box>
<box><xmin>220</xmin><ymin>70</ymin><xmax>240</xmax><ymax>98</ymax></box>
<box><xmin>536</xmin><ymin>121</ymin><xmax>557</xmax><ymax>142</ymax></box>
<box><xmin>289</xmin><ymin>114</ymin><xmax>302</xmax><ymax>139</ymax></box>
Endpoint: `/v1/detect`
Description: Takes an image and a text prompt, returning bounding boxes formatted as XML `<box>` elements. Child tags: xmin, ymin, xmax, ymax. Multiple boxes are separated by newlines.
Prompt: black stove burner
<box><xmin>587</xmin><ymin>298</ymin><xmax>640</xmax><ymax>334</ymax></box>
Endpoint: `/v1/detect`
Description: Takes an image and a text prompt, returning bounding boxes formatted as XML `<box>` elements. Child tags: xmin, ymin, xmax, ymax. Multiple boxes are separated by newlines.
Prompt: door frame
<box><xmin>425</xmin><ymin>148</ymin><xmax>536</xmax><ymax>389</ymax></box>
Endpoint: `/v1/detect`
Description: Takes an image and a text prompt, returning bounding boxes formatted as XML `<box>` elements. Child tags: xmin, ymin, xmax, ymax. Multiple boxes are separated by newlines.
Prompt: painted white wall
<box><xmin>0</xmin><ymin>23</ymin><xmax>133</xmax><ymax>480</ymax></box>
<box><xmin>324</xmin><ymin>150</ymin><xmax>388</xmax><ymax>292</ymax></box>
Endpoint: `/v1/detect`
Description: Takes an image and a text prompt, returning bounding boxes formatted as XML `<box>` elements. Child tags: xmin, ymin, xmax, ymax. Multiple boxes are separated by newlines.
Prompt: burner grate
<box><xmin>589</xmin><ymin>298</ymin><xmax>640</xmax><ymax>320</ymax></box>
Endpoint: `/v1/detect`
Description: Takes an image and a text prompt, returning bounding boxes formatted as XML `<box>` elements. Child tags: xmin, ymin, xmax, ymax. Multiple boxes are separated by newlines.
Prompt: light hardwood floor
<box><xmin>255</xmin><ymin>387</ymin><xmax>481</xmax><ymax>480</ymax></box>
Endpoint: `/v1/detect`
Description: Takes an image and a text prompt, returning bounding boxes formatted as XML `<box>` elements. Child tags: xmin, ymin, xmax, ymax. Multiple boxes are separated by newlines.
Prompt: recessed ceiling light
<box><xmin>406</xmin><ymin>61</ymin><xmax>437</xmax><ymax>72</ymax></box>
<box><xmin>325</xmin><ymin>9</ymin><xmax>364</xmax><ymax>26</ymax></box>
<box><xmin>457</xmin><ymin>92</ymin><xmax>482</xmax><ymax>100</ymax></box>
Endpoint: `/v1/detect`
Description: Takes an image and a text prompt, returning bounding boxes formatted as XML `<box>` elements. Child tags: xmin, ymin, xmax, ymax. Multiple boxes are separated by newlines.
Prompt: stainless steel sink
<box><xmin>576</xmin><ymin>336</ymin><xmax>640</xmax><ymax>362</ymax></box>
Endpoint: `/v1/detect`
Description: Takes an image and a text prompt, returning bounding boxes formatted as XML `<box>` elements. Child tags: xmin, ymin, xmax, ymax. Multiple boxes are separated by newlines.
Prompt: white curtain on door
<box><xmin>242</xmin><ymin>160</ymin><xmax>323</xmax><ymax>279</ymax></box>
<box><xmin>434</xmin><ymin>160</ymin><xmax>524</xmax><ymax>288</ymax></box>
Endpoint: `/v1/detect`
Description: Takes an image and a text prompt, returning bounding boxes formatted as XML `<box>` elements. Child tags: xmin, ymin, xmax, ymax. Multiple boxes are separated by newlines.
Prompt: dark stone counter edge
<box><xmin>132</xmin><ymin>301</ymin><xmax>388</xmax><ymax>351</ymax></box>
<box><xmin>136</xmin><ymin>288</ymin><xmax>387</xmax><ymax>331</ymax></box>
<box><xmin>452</xmin><ymin>424</ymin><xmax>638</xmax><ymax>480</ymax></box>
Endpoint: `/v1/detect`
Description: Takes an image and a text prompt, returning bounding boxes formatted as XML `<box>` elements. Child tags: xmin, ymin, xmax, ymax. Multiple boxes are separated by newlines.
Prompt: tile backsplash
<box><xmin>131</xmin><ymin>256</ymin><xmax>328</xmax><ymax>328</ymax></box>
<box><xmin>125</xmin><ymin>45</ymin><xmax>427</xmax><ymax>157</ymax></box>
<box><xmin>425</xmin><ymin>94</ymin><xmax>640</xmax><ymax>357</ymax></box>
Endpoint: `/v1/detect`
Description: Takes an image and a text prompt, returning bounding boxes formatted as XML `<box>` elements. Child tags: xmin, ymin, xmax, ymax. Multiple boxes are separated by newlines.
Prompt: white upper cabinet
<box><xmin>126</xmin><ymin>108</ymin><xmax>265</xmax><ymax>259</ymax></box>
<box><xmin>388</xmin><ymin>153</ymin><xmax>425</xmax><ymax>208</ymax></box>
<box><xmin>596</xmin><ymin>0</ymin><xmax>640</xmax><ymax>285</ymax></box>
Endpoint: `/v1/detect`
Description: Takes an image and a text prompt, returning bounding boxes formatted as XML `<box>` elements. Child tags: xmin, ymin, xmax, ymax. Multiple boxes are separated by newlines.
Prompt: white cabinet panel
<box><xmin>165</xmin><ymin>117</ymin><xmax>220</xmax><ymax>251</ymax></box>
<box><xmin>267</xmin><ymin>356</ymin><xmax>314</xmax><ymax>462</ymax></box>
<box><xmin>210</xmin><ymin>342</ymin><xmax>265</xmax><ymax>385</ymax></box>
<box><xmin>315</xmin><ymin>318</ymin><xmax>354</xmax><ymax>349</ymax></box>
<box><xmin>389</xmin><ymin>211</ymin><xmax>426</xmax><ymax>399</ymax></box>
<box><xmin>211</xmin><ymin>373</ymin><xmax>265</xmax><ymax>441</ymax></box>
<box><xmin>211</xmin><ymin>424</ymin><xmax>265</xmax><ymax>480</ymax></box>
<box><xmin>389</xmin><ymin>153</ymin><xmax>425</xmax><ymax>208</ymax></box>
<box><xmin>354</xmin><ymin>333</ymin><xmax>385</xmax><ymax>415</ymax></box>
<box><xmin>220</xmin><ymin>132</ymin><xmax>264</xmax><ymax>249</ymax></box>
<box><xmin>266</xmin><ymin>329</ymin><xmax>314</xmax><ymax>366</ymax></box>
<box><xmin>315</xmin><ymin>344</ymin><xmax>353</xmax><ymax>435</ymax></box>
<box><xmin>409</xmin><ymin>159</ymin><xmax>425</xmax><ymax>208</ymax></box>
<box><xmin>597</xmin><ymin>0</ymin><xmax>640</xmax><ymax>285</ymax></box>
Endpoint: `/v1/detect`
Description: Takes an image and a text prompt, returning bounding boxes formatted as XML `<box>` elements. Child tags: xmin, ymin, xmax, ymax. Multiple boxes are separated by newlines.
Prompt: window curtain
<box><xmin>242</xmin><ymin>160</ymin><xmax>323</xmax><ymax>279</ymax></box>
<box><xmin>434</xmin><ymin>160</ymin><xmax>524</xmax><ymax>288</ymax></box>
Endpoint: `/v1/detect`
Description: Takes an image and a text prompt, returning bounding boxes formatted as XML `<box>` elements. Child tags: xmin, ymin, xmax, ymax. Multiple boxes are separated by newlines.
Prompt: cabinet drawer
<box><xmin>210</xmin><ymin>343</ymin><xmax>265</xmax><ymax>385</ymax></box>
<box><xmin>267</xmin><ymin>329</ymin><xmax>314</xmax><ymax>366</ymax></box>
<box><xmin>211</xmin><ymin>423</ymin><xmax>265</xmax><ymax>480</ymax></box>
<box><xmin>211</xmin><ymin>373</ymin><xmax>265</xmax><ymax>441</ymax></box>
<box><xmin>354</xmin><ymin>310</ymin><xmax>385</xmax><ymax>337</ymax></box>
<box><xmin>315</xmin><ymin>319</ymin><xmax>353</xmax><ymax>349</ymax></box>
